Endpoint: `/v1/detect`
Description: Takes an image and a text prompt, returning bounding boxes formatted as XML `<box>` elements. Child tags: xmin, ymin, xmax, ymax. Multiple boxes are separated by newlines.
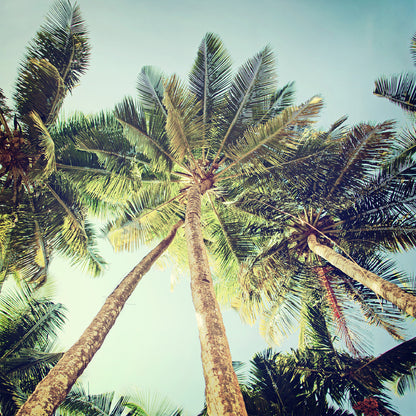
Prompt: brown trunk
<box><xmin>16</xmin><ymin>220</ymin><xmax>183</xmax><ymax>416</ymax></box>
<box><xmin>185</xmin><ymin>183</ymin><xmax>247</xmax><ymax>416</ymax></box>
<box><xmin>307</xmin><ymin>233</ymin><xmax>416</xmax><ymax>318</ymax></box>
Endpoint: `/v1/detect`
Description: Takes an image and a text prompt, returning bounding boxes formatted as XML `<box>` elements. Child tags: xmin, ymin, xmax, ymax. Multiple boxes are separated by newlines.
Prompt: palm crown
<box><xmin>0</xmin><ymin>0</ymin><xmax>107</xmax><ymax>286</ymax></box>
<box><xmin>228</xmin><ymin>118</ymin><xmax>416</xmax><ymax>352</ymax></box>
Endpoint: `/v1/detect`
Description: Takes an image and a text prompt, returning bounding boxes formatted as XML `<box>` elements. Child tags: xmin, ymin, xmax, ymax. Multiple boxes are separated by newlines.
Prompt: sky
<box><xmin>2</xmin><ymin>0</ymin><xmax>416</xmax><ymax>414</ymax></box>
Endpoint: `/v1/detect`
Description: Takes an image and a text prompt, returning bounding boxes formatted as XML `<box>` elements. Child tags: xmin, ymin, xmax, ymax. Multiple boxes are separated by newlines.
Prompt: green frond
<box><xmin>137</xmin><ymin>66</ymin><xmax>167</xmax><ymax>116</ymax></box>
<box><xmin>258</xmin><ymin>81</ymin><xmax>296</xmax><ymax>124</ymax></box>
<box><xmin>351</xmin><ymin>337</ymin><xmax>416</xmax><ymax>387</ymax></box>
<box><xmin>28</xmin><ymin>111</ymin><xmax>56</xmax><ymax>176</ymax></box>
<box><xmin>15</xmin><ymin>0</ymin><xmax>90</xmax><ymax>124</ymax></box>
<box><xmin>374</xmin><ymin>73</ymin><xmax>416</xmax><ymax>112</ymax></box>
<box><xmin>115</xmin><ymin>97</ymin><xmax>174</xmax><ymax>171</ymax></box>
<box><xmin>126</xmin><ymin>390</ymin><xmax>183</xmax><ymax>416</ymax></box>
<box><xmin>220</xmin><ymin>96</ymin><xmax>323</xmax><ymax>177</ymax></box>
<box><xmin>57</xmin><ymin>387</ymin><xmax>130</xmax><ymax>416</ymax></box>
<box><xmin>320</xmin><ymin>121</ymin><xmax>396</xmax><ymax>206</ymax></box>
<box><xmin>106</xmin><ymin>183</ymin><xmax>185</xmax><ymax>251</ymax></box>
<box><xmin>204</xmin><ymin>196</ymin><xmax>257</xmax><ymax>291</ymax></box>
<box><xmin>189</xmin><ymin>33</ymin><xmax>232</xmax><ymax>154</ymax></box>
<box><xmin>217</xmin><ymin>45</ymin><xmax>278</xmax><ymax>153</ymax></box>
<box><xmin>163</xmin><ymin>75</ymin><xmax>205</xmax><ymax>164</ymax></box>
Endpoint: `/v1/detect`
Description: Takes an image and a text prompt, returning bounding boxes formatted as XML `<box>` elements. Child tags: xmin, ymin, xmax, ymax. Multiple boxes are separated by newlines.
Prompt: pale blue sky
<box><xmin>2</xmin><ymin>0</ymin><xmax>416</xmax><ymax>414</ymax></box>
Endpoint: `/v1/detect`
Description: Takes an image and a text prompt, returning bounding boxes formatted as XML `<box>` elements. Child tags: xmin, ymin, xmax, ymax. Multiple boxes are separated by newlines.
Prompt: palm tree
<box><xmin>230</xmin><ymin>118</ymin><xmax>416</xmax><ymax>349</ymax></box>
<box><xmin>0</xmin><ymin>283</ymin><xmax>66</xmax><ymax>415</ymax></box>
<box><xmin>0</xmin><ymin>0</ymin><xmax>106</xmax><ymax>288</ymax></box>
<box><xmin>104</xmin><ymin>34</ymin><xmax>320</xmax><ymax>416</ymax></box>
<box><xmin>18</xmin><ymin>33</ymin><xmax>321</xmax><ymax>415</ymax></box>
<box><xmin>223</xmin><ymin>302</ymin><xmax>415</xmax><ymax>416</ymax></box>
<box><xmin>16</xmin><ymin>220</ymin><xmax>182</xmax><ymax>416</ymax></box>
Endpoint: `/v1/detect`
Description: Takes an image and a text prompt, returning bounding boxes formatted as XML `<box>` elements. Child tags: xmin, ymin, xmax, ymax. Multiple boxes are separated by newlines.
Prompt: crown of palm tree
<box><xmin>0</xmin><ymin>0</ymin><xmax>109</xmax><ymax>286</ymax></box>
<box><xmin>228</xmin><ymin>120</ymin><xmax>416</xmax><ymax>353</ymax></box>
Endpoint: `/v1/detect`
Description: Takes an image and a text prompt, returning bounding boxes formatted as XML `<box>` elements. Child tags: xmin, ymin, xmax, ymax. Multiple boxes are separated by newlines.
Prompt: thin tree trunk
<box><xmin>185</xmin><ymin>182</ymin><xmax>248</xmax><ymax>416</ymax></box>
<box><xmin>16</xmin><ymin>220</ymin><xmax>183</xmax><ymax>416</ymax></box>
<box><xmin>307</xmin><ymin>233</ymin><xmax>416</xmax><ymax>318</ymax></box>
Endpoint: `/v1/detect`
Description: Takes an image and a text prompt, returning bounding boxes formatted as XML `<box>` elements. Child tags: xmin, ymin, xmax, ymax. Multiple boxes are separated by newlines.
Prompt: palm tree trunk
<box><xmin>185</xmin><ymin>182</ymin><xmax>248</xmax><ymax>416</ymax></box>
<box><xmin>307</xmin><ymin>233</ymin><xmax>416</xmax><ymax>318</ymax></box>
<box><xmin>16</xmin><ymin>220</ymin><xmax>183</xmax><ymax>416</ymax></box>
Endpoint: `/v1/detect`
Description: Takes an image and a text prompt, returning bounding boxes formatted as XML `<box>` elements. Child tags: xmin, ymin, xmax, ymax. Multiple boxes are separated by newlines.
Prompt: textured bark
<box><xmin>185</xmin><ymin>183</ymin><xmax>248</xmax><ymax>416</ymax></box>
<box><xmin>308</xmin><ymin>233</ymin><xmax>416</xmax><ymax>318</ymax></box>
<box><xmin>16</xmin><ymin>220</ymin><xmax>183</xmax><ymax>416</ymax></box>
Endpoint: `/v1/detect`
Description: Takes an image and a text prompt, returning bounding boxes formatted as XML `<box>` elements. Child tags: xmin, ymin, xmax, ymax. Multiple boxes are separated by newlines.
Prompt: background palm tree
<box><xmin>228</xmin><ymin>119</ymin><xmax>416</xmax><ymax>352</ymax></box>
<box><xmin>0</xmin><ymin>283</ymin><xmax>66</xmax><ymax>415</ymax></box>
<box><xmin>0</xmin><ymin>0</ymin><xmax>106</xmax><ymax>288</ymax></box>
<box><xmin>228</xmin><ymin>304</ymin><xmax>416</xmax><ymax>416</ymax></box>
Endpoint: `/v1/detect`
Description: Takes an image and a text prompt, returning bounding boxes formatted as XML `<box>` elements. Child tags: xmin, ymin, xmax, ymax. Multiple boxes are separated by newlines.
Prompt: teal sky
<box><xmin>2</xmin><ymin>0</ymin><xmax>416</xmax><ymax>414</ymax></box>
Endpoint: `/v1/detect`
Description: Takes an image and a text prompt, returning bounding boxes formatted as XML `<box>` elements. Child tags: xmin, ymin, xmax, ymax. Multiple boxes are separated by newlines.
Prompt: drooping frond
<box><xmin>374</xmin><ymin>73</ymin><xmax>416</xmax><ymax>113</ymax></box>
<box><xmin>137</xmin><ymin>66</ymin><xmax>167</xmax><ymax>116</ymax></box>
<box><xmin>163</xmin><ymin>75</ymin><xmax>205</xmax><ymax>165</ymax></box>
<box><xmin>106</xmin><ymin>182</ymin><xmax>185</xmax><ymax>252</ymax></box>
<box><xmin>15</xmin><ymin>0</ymin><xmax>90</xmax><ymax>125</ymax></box>
<box><xmin>115</xmin><ymin>96</ymin><xmax>176</xmax><ymax>172</ymax></box>
<box><xmin>213</xmin><ymin>45</ymin><xmax>278</xmax><ymax>159</ymax></box>
<box><xmin>219</xmin><ymin>96</ymin><xmax>323</xmax><ymax>178</ymax></box>
<box><xmin>28</xmin><ymin>111</ymin><xmax>56</xmax><ymax>176</ymax></box>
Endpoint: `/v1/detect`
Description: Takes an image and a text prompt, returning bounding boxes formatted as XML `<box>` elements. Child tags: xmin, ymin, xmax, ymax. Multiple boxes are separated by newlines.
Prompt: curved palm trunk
<box><xmin>185</xmin><ymin>183</ymin><xmax>248</xmax><ymax>416</ymax></box>
<box><xmin>307</xmin><ymin>234</ymin><xmax>416</xmax><ymax>318</ymax></box>
<box><xmin>16</xmin><ymin>220</ymin><xmax>183</xmax><ymax>416</ymax></box>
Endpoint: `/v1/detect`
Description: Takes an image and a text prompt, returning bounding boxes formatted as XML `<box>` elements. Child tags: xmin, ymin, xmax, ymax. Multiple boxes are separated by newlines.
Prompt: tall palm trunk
<box><xmin>16</xmin><ymin>220</ymin><xmax>183</xmax><ymax>416</ymax></box>
<box><xmin>185</xmin><ymin>182</ymin><xmax>248</xmax><ymax>416</ymax></box>
<box><xmin>307</xmin><ymin>233</ymin><xmax>416</xmax><ymax>318</ymax></box>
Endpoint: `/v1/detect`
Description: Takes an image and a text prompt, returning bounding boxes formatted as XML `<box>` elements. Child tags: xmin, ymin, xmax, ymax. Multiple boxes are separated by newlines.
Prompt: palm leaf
<box><xmin>163</xmin><ymin>75</ymin><xmax>205</xmax><ymax>165</ymax></box>
<box><xmin>374</xmin><ymin>73</ymin><xmax>416</xmax><ymax>112</ymax></box>
<box><xmin>14</xmin><ymin>0</ymin><xmax>90</xmax><ymax>125</ymax></box>
<box><xmin>219</xmin><ymin>96</ymin><xmax>323</xmax><ymax>177</ymax></box>
<box><xmin>137</xmin><ymin>66</ymin><xmax>167</xmax><ymax>116</ymax></box>
<box><xmin>213</xmin><ymin>45</ymin><xmax>277</xmax><ymax>159</ymax></box>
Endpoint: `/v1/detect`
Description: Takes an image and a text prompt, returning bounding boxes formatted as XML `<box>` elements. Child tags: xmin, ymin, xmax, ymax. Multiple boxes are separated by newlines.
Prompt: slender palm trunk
<box><xmin>185</xmin><ymin>182</ymin><xmax>248</xmax><ymax>416</ymax></box>
<box><xmin>307</xmin><ymin>233</ymin><xmax>416</xmax><ymax>318</ymax></box>
<box><xmin>16</xmin><ymin>220</ymin><xmax>183</xmax><ymax>416</ymax></box>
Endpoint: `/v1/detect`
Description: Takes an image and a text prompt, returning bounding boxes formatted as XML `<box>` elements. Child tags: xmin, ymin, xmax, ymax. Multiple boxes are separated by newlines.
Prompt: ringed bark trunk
<box><xmin>307</xmin><ymin>233</ymin><xmax>416</xmax><ymax>318</ymax></box>
<box><xmin>16</xmin><ymin>220</ymin><xmax>183</xmax><ymax>416</ymax></box>
<box><xmin>185</xmin><ymin>183</ymin><xmax>248</xmax><ymax>416</ymax></box>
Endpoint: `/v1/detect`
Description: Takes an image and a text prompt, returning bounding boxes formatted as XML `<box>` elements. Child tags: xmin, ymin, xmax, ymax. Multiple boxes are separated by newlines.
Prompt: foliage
<box><xmin>0</xmin><ymin>284</ymin><xmax>65</xmax><ymax>415</ymax></box>
<box><xmin>0</xmin><ymin>0</ymin><xmax>108</xmax><ymax>287</ymax></box>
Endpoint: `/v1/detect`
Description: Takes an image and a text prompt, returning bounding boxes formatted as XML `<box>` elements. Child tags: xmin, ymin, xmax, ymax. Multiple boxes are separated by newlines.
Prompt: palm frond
<box><xmin>58</xmin><ymin>386</ymin><xmax>130</xmax><ymax>416</ymax></box>
<box><xmin>28</xmin><ymin>111</ymin><xmax>56</xmax><ymax>176</ymax></box>
<box><xmin>137</xmin><ymin>66</ymin><xmax>167</xmax><ymax>116</ymax></box>
<box><xmin>163</xmin><ymin>75</ymin><xmax>205</xmax><ymax>164</ymax></box>
<box><xmin>189</xmin><ymin>32</ymin><xmax>232</xmax><ymax>159</ymax></box>
<box><xmin>374</xmin><ymin>73</ymin><xmax>416</xmax><ymax>112</ymax></box>
<box><xmin>15</xmin><ymin>0</ymin><xmax>90</xmax><ymax>124</ymax></box>
<box><xmin>213</xmin><ymin>45</ymin><xmax>277</xmax><ymax>158</ymax></box>
<box><xmin>115</xmin><ymin>96</ymin><xmax>177</xmax><ymax>172</ymax></box>
<box><xmin>125</xmin><ymin>390</ymin><xmax>183</xmax><ymax>416</ymax></box>
<box><xmin>220</xmin><ymin>96</ymin><xmax>323</xmax><ymax>177</ymax></box>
